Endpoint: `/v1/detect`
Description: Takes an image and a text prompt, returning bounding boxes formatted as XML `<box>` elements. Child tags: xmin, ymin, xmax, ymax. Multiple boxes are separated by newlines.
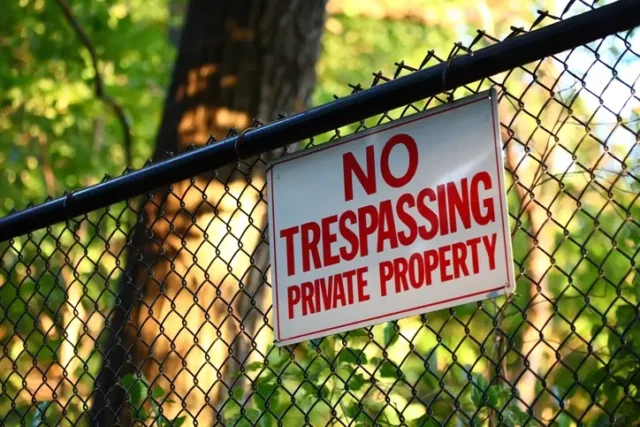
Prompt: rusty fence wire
<box><xmin>1</xmin><ymin>1</ymin><xmax>640</xmax><ymax>426</ymax></box>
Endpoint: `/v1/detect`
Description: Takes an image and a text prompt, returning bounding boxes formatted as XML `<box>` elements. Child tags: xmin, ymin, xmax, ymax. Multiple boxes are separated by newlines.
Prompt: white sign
<box><xmin>266</xmin><ymin>90</ymin><xmax>514</xmax><ymax>346</ymax></box>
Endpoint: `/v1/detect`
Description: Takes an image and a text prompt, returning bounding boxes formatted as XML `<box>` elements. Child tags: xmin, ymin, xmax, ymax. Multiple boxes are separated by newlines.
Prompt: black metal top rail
<box><xmin>1</xmin><ymin>0</ymin><xmax>639</xmax><ymax>242</ymax></box>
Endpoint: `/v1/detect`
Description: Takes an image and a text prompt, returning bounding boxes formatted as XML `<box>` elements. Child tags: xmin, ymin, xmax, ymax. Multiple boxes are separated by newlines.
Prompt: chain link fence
<box><xmin>1</xmin><ymin>0</ymin><xmax>639</xmax><ymax>425</ymax></box>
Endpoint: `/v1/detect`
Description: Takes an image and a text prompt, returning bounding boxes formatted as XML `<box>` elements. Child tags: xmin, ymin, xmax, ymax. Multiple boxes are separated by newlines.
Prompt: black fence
<box><xmin>1</xmin><ymin>0</ymin><xmax>640</xmax><ymax>425</ymax></box>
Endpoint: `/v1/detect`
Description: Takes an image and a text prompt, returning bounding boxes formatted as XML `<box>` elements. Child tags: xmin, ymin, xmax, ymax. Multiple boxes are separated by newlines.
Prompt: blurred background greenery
<box><xmin>0</xmin><ymin>0</ymin><xmax>554</xmax><ymax>212</ymax></box>
<box><xmin>0</xmin><ymin>0</ymin><xmax>639</xmax><ymax>425</ymax></box>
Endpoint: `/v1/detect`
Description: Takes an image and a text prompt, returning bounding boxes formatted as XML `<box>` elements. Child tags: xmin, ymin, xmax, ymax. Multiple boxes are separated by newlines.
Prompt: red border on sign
<box><xmin>270</xmin><ymin>94</ymin><xmax>511</xmax><ymax>344</ymax></box>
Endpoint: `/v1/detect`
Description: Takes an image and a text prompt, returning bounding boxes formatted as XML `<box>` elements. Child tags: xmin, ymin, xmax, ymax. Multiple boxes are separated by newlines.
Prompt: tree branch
<box><xmin>54</xmin><ymin>0</ymin><xmax>132</xmax><ymax>167</ymax></box>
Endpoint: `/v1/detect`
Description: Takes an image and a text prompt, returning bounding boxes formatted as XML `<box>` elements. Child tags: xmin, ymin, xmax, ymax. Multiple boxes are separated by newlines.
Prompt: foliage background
<box><xmin>0</xmin><ymin>0</ymin><xmax>639</xmax><ymax>425</ymax></box>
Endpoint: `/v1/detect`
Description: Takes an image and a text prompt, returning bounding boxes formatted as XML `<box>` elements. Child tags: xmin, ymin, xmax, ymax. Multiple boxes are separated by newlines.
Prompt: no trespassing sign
<box><xmin>266</xmin><ymin>90</ymin><xmax>515</xmax><ymax>346</ymax></box>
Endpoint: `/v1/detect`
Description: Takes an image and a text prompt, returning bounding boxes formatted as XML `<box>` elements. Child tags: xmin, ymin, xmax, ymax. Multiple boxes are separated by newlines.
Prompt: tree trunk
<box><xmin>91</xmin><ymin>1</ymin><xmax>327</xmax><ymax>424</ymax></box>
<box><xmin>503</xmin><ymin>83</ymin><xmax>564</xmax><ymax>411</ymax></box>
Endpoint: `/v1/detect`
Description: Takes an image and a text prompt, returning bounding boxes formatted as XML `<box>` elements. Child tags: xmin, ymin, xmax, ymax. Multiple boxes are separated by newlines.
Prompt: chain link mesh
<box><xmin>1</xmin><ymin>1</ymin><xmax>639</xmax><ymax>425</ymax></box>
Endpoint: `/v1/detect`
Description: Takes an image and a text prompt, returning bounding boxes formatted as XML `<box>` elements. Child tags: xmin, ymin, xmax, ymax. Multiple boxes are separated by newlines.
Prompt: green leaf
<box><xmin>246</xmin><ymin>408</ymin><xmax>260</xmax><ymax>421</ymax></box>
<box><xmin>583</xmin><ymin>366</ymin><xmax>606</xmax><ymax>392</ymax></box>
<box><xmin>348</xmin><ymin>329</ymin><xmax>369</xmax><ymax>339</ymax></box>
<box><xmin>563</xmin><ymin>383</ymin><xmax>579</xmax><ymax>400</ymax></box>
<box><xmin>173</xmin><ymin>415</ymin><xmax>187</xmax><ymax>427</ymax></box>
<box><xmin>421</xmin><ymin>372</ymin><xmax>439</xmax><ymax>390</ymax></box>
<box><xmin>503</xmin><ymin>409</ymin><xmax>527</xmax><ymax>426</ymax></box>
<box><xmin>156</xmin><ymin>415</ymin><xmax>171</xmax><ymax>426</ymax></box>
<box><xmin>337</xmin><ymin>349</ymin><xmax>358</xmax><ymax>365</ymax></box>
<box><xmin>337</xmin><ymin>347</ymin><xmax>367</xmax><ymax>365</ymax></box>
<box><xmin>473</xmin><ymin>374</ymin><xmax>488</xmax><ymax>390</ymax></box>
<box><xmin>125</xmin><ymin>379</ymin><xmax>148</xmax><ymax>408</ymax></box>
<box><xmin>321</xmin><ymin>385</ymin><xmax>331</xmax><ymax>399</ymax></box>
<box><xmin>230</xmin><ymin>384</ymin><xmax>245</xmax><ymax>401</ymax></box>
<box><xmin>245</xmin><ymin>361</ymin><xmax>264</xmax><ymax>372</ymax></box>
<box><xmin>554</xmin><ymin>412</ymin><xmax>573</xmax><ymax>427</ymax></box>
<box><xmin>615</xmin><ymin>305</ymin><xmax>636</xmax><ymax>328</ymax></box>
<box><xmin>471</xmin><ymin>374</ymin><xmax>488</xmax><ymax>407</ymax></box>
<box><xmin>603</xmin><ymin>381</ymin><xmax>621</xmax><ymax>412</ymax></box>
<box><xmin>379</xmin><ymin>360</ymin><xmax>401</xmax><ymax>378</ymax></box>
<box><xmin>614</xmin><ymin>401</ymin><xmax>638</xmax><ymax>425</ymax></box>
<box><xmin>344</xmin><ymin>403</ymin><xmax>360</xmax><ymax>418</ymax></box>
<box><xmin>608</xmin><ymin>333</ymin><xmax>621</xmax><ymax>355</ymax></box>
<box><xmin>120</xmin><ymin>373</ymin><xmax>150</xmax><ymax>407</ymax></box>
<box><xmin>487</xmin><ymin>385</ymin><xmax>500</xmax><ymax>406</ymax></box>
<box><xmin>152</xmin><ymin>386</ymin><xmax>165</xmax><ymax>399</ymax></box>
<box><xmin>120</xmin><ymin>373</ymin><xmax>137</xmax><ymax>390</ymax></box>
<box><xmin>259</xmin><ymin>413</ymin><xmax>275</xmax><ymax>427</ymax></box>
<box><xmin>137</xmin><ymin>407</ymin><xmax>149</xmax><ymax>420</ymax></box>
<box><xmin>383</xmin><ymin>322</ymin><xmax>399</xmax><ymax>347</ymax></box>
<box><xmin>348</xmin><ymin>373</ymin><xmax>366</xmax><ymax>391</ymax></box>
<box><xmin>471</xmin><ymin>386</ymin><xmax>483</xmax><ymax>407</ymax></box>
<box><xmin>632</xmin><ymin>271</ymin><xmax>640</xmax><ymax>294</ymax></box>
<box><xmin>257</xmin><ymin>379</ymin><xmax>276</xmax><ymax>398</ymax></box>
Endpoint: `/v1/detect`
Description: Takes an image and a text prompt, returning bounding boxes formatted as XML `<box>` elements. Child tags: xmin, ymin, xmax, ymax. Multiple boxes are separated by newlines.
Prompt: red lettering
<box><xmin>343</xmin><ymin>145</ymin><xmax>376</xmax><ymax>202</ymax></box>
<box><xmin>408</xmin><ymin>253</ymin><xmax>424</xmax><ymax>289</ymax></box>
<box><xmin>357</xmin><ymin>267</ymin><xmax>370</xmax><ymax>302</ymax></box>
<box><xmin>393</xmin><ymin>256</ymin><xmax>409</xmax><ymax>293</ymax></box>
<box><xmin>301</xmin><ymin>222</ymin><xmax>322</xmax><ymax>273</ymax></box>
<box><xmin>451</xmin><ymin>242</ymin><xmax>469</xmax><ymax>279</ymax></box>
<box><xmin>333</xmin><ymin>274</ymin><xmax>346</xmax><ymax>308</ymax></box>
<box><xmin>396</xmin><ymin>193</ymin><xmax>417</xmax><ymax>246</ymax></box>
<box><xmin>439</xmin><ymin>245</ymin><xmax>453</xmax><ymax>282</ymax></box>
<box><xmin>301</xmin><ymin>282</ymin><xmax>315</xmax><ymax>316</ymax></box>
<box><xmin>482</xmin><ymin>233</ymin><xmax>497</xmax><ymax>270</ymax></box>
<box><xmin>379</xmin><ymin>261</ymin><xmax>393</xmax><ymax>297</ymax></box>
<box><xmin>321</xmin><ymin>215</ymin><xmax>339</xmax><ymax>267</ymax></box>
<box><xmin>357</xmin><ymin>205</ymin><xmax>378</xmax><ymax>256</ymax></box>
<box><xmin>314</xmin><ymin>279</ymin><xmax>321</xmax><ymax>313</ymax></box>
<box><xmin>417</xmin><ymin>188</ymin><xmax>438</xmax><ymax>240</ymax></box>
<box><xmin>287</xmin><ymin>285</ymin><xmax>300</xmax><ymax>319</ymax></box>
<box><xmin>467</xmin><ymin>237</ymin><xmax>482</xmax><ymax>274</ymax></box>
<box><xmin>280</xmin><ymin>226</ymin><xmax>299</xmax><ymax>276</ymax></box>
<box><xmin>471</xmin><ymin>172</ymin><xmax>495</xmax><ymax>225</ymax></box>
<box><xmin>447</xmin><ymin>179</ymin><xmax>471</xmax><ymax>233</ymax></box>
<box><xmin>317</xmin><ymin>277</ymin><xmax>333</xmax><ymax>310</ymax></box>
<box><xmin>344</xmin><ymin>269</ymin><xmax>356</xmax><ymax>305</ymax></box>
<box><xmin>339</xmin><ymin>210</ymin><xmax>359</xmax><ymax>261</ymax></box>
<box><xmin>423</xmin><ymin>249</ymin><xmax>438</xmax><ymax>285</ymax></box>
<box><xmin>437</xmin><ymin>184</ymin><xmax>449</xmax><ymax>236</ymax></box>
<box><xmin>380</xmin><ymin>134</ymin><xmax>419</xmax><ymax>188</ymax></box>
<box><xmin>280</xmin><ymin>173</ymin><xmax>499</xmax><ymax>280</ymax></box>
<box><xmin>293</xmin><ymin>269</ymin><xmax>372</xmax><ymax>314</ymax></box>
<box><xmin>377</xmin><ymin>200</ymin><xmax>399</xmax><ymax>252</ymax></box>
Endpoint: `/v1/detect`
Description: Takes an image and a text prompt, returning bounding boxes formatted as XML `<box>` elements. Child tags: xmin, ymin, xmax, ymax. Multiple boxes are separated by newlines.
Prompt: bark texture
<box><xmin>91</xmin><ymin>1</ymin><xmax>327</xmax><ymax>424</ymax></box>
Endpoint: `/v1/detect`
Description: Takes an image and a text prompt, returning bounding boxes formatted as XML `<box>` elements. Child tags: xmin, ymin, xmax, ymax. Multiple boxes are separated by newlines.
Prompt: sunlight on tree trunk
<box><xmin>91</xmin><ymin>1</ymin><xmax>328</xmax><ymax>424</ymax></box>
<box><xmin>58</xmin><ymin>251</ymin><xmax>87</xmax><ymax>404</ymax></box>
<box><xmin>507</xmin><ymin>140</ymin><xmax>556</xmax><ymax>408</ymax></box>
<box><xmin>504</xmin><ymin>80</ymin><xmax>566</xmax><ymax>410</ymax></box>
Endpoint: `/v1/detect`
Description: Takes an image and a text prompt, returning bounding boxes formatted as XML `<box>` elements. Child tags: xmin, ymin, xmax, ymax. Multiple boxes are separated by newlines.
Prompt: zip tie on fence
<box><xmin>62</xmin><ymin>190</ymin><xmax>75</xmax><ymax>215</ymax></box>
<box><xmin>62</xmin><ymin>189</ymin><xmax>82</xmax><ymax>231</ymax></box>
<box><xmin>441</xmin><ymin>55</ymin><xmax>458</xmax><ymax>97</ymax></box>
<box><xmin>234</xmin><ymin>126</ymin><xmax>256</xmax><ymax>161</ymax></box>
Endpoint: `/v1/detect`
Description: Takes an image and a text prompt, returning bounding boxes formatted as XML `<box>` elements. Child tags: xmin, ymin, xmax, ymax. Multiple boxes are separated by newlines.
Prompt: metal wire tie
<box><xmin>235</xmin><ymin>126</ymin><xmax>256</xmax><ymax>161</ymax></box>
